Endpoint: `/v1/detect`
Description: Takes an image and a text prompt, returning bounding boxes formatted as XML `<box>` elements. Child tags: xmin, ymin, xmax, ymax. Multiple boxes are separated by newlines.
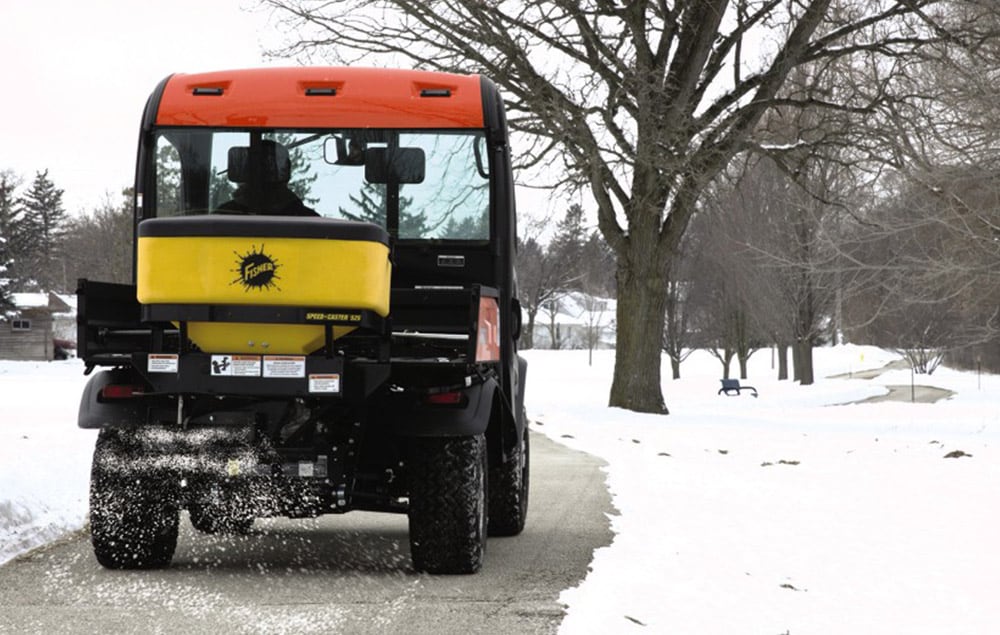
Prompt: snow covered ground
<box><xmin>1</xmin><ymin>346</ymin><xmax>998</xmax><ymax>633</ymax></box>
<box><xmin>524</xmin><ymin>345</ymin><xmax>1000</xmax><ymax>634</ymax></box>
<box><xmin>0</xmin><ymin>360</ymin><xmax>95</xmax><ymax>566</ymax></box>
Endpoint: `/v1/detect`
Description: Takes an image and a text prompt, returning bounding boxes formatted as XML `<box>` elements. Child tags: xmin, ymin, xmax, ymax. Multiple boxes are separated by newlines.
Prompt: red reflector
<box><xmin>425</xmin><ymin>391</ymin><xmax>463</xmax><ymax>405</ymax></box>
<box><xmin>475</xmin><ymin>297</ymin><xmax>501</xmax><ymax>362</ymax></box>
<box><xmin>101</xmin><ymin>384</ymin><xmax>137</xmax><ymax>399</ymax></box>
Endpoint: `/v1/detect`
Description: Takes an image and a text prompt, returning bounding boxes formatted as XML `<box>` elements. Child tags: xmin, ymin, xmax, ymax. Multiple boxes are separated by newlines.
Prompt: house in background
<box><xmin>1</xmin><ymin>292</ymin><xmax>75</xmax><ymax>361</ymax></box>
<box><xmin>531</xmin><ymin>292</ymin><xmax>617</xmax><ymax>350</ymax></box>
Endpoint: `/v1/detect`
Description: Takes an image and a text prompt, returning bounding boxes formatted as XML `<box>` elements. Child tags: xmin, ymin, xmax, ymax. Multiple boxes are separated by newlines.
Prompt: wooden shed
<box><xmin>1</xmin><ymin>292</ymin><xmax>73</xmax><ymax>360</ymax></box>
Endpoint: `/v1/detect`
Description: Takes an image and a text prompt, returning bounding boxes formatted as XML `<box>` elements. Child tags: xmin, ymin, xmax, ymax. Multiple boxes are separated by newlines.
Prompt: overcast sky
<box><xmin>0</xmin><ymin>0</ymin><xmax>280</xmax><ymax>214</ymax></box>
<box><xmin>0</xmin><ymin>1</ymin><xmax>575</xmax><ymax>231</ymax></box>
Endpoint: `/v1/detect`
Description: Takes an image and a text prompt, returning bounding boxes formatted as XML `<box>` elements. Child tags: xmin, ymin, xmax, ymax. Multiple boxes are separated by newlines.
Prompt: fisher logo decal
<box><xmin>232</xmin><ymin>244</ymin><xmax>281</xmax><ymax>291</ymax></box>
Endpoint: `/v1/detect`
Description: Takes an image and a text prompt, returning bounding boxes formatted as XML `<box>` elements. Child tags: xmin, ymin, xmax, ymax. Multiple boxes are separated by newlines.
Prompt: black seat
<box><xmin>218</xmin><ymin>140</ymin><xmax>316</xmax><ymax>216</ymax></box>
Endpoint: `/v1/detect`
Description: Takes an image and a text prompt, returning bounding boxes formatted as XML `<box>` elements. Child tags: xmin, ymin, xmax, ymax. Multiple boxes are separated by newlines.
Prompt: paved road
<box><xmin>829</xmin><ymin>359</ymin><xmax>955</xmax><ymax>404</ymax></box>
<box><xmin>853</xmin><ymin>384</ymin><xmax>954</xmax><ymax>404</ymax></box>
<box><xmin>828</xmin><ymin>359</ymin><xmax>912</xmax><ymax>380</ymax></box>
<box><xmin>0</xmin><ymin>432</ymin><xmax>613</xmax><ymax>635</ymax></box>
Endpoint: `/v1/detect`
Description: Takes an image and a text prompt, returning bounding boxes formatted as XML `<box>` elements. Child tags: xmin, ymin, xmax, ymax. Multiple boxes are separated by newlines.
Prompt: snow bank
<box><xmin>524</xmin><ymin>345</ymin><xmax>1000</xmax><ymax>634</ymax></box>
<box><xmin>0</xmin><ymin>360</ymin><xmax>96</xmax><ymax>565</ymax></box>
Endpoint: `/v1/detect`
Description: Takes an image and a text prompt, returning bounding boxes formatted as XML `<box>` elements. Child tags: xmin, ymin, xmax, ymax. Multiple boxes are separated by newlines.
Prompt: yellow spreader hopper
<box><xmin>136</xmin><ymin>216</ymin><xmax>391</xmax><ymax>355</ymax></box>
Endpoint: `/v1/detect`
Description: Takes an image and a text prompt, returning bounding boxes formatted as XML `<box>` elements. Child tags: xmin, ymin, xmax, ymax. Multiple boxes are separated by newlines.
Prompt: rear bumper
<box><xmin>131</xmin><ymin>351</ymin><xmax>388</xmax><ymax>400</ymax></box>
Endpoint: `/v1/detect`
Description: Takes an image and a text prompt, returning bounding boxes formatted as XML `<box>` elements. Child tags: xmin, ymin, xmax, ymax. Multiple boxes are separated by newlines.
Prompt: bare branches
<box><xmin>258</xmin><ymin>0</ymin><xmax>1000</xmax><ymax>404</ymax></box>
<box><xmin>260</xmin><ymin>2</ymin><xmax>980</xmax><ymax>253</ymax></box>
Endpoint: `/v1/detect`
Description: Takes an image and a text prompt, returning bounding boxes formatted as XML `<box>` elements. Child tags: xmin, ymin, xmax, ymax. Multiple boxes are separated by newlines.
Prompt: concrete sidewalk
<box><xmin>830</xmin><ymin>359</ymin><xmax>955</xmax><ymax>404</ymax></box>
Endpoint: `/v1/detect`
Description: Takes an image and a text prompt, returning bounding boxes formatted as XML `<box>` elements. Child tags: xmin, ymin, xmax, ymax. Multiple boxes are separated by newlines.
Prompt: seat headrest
<box><xmin>228</xmin><ymin>140</ymin><xmax>291</xmax><ymax>184</ymax></box>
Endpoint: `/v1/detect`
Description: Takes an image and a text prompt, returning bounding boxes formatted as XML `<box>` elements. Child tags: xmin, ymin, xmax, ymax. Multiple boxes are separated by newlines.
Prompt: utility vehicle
<box><xmin>76</xmin><ymin>67</ymin><xmax>528</xmax><ymax>574</ymax></box>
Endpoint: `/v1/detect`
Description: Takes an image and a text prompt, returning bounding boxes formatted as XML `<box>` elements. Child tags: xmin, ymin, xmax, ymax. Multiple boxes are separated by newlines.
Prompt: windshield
<box><xmin>151</xmin><ymin>128</ymin><xmax>490</xmax><ymax>240</ymax></box>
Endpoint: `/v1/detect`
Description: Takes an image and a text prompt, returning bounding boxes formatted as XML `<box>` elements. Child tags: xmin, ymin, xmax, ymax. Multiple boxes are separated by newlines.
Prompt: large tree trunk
<box><xmin>796</xmin><ymin>339</ymin><xmax>815</xmax><ymax>385</ymax></box>
<box><xmin>777</xmin><ymin>344</ymin><xmax>789</xmax><ymax>380</ymax></box>
<box><xmin>520</xmin><ymin>310</ymin><xmax>537</xmax><ymax>350</ymax></box>
<box><xmin>609</xmin><ymin>238</ymin><xmax>667</xmax><ymax>414</ymax></box>
<box><xmin>721</xmin><ymin>350</ymin><xmax>735</xmax><ymax>380</ymax></box>
<box><xmin>792</xmin><ymin>342</ymin><xmax>802</xmax><ymax>382</ymax></box>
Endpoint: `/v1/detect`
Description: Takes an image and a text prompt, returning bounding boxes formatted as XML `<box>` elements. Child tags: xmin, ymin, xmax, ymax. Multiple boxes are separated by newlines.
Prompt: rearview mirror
<box><xmin>365</xmin><ymin>147</ymin><xmax>426</xmax><ymax>184</ymax></box>
<box><xmin>324</xmin><ymin>136</ymin><xmax>366</xmax><ymax>166</ymax></box>
<box><xmin>473</xmin><ymin>133</ymin><xmax>489</xmax><ymax>179</ymax></box>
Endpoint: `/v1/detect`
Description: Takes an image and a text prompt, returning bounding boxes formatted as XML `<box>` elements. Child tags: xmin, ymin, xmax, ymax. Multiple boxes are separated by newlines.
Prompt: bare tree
<box><xmin>662</xmin><ymin>274</ymin><xmax>694</xmax><ymax>380</ymax></box>
<box><xmin>843</xmin><ymin>168</ymin><xmax>1000</xmax><ymax>372</ymax></box>
<box><xmin>761</xmin><ymin>160</ymin><xmax>844</xmax><ymax>386</ymax></box>
<box><xmin>578</xmin><ymin>291</ymin><xmax>608</xmax><ymax>366</ymax></box>
<box><xmin>710</xmin><ymin>48</ymin><xmax>886</xmax><ymax>385</ymax></box>
<box><xmin>830</xmin><ymin>3</ymin><xmax>1000</xmax><ymax>370</ymax></box>
<box><xmin>516</xmin><ymin>204</ymin><xmax>593</xmax><ymax>349</ymax></box>
<box><xmin>262</xmin><ymin>0</ymin><xmax>988</xmax><ymax>412</ymax></box>
<box><xmin>540</xmin><ymin>296</ymin><xmax>565</xmax><ymax>350</ymax></box>
<box><xmin>684</xmin><ymin>199</ymin><xmax>768</xmax><ymax>381</ymax></box>
<box><xmin>514</xmin><ymin>235</ymin><xmax>558</xmax><ymax>349</ymax></box>
<box><xmin>62</xmin><ymin>189</ymin><xmax>133</xmax><ymax>287</ymax></box>
<box><xmin>709</xmin><ymin>159</ymin><xmax>800</xmax><ymax>380</ymax></box>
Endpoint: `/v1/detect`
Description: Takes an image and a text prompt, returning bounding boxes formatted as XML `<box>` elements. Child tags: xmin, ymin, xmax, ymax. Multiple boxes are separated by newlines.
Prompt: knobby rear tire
<box><xmin>407</xmin><ymin>434</ymin><xmax>488</xmax><ymax>574</ymax></box>
<box><xmin>89</xmin><ymin>429</ymin><xmax>179</xmax><ymax>569</ymax></box>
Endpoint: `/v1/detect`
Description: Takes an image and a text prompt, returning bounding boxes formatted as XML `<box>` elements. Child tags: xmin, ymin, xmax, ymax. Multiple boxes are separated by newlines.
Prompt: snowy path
<box><xmin>0</xmin><ymin>432</ymin><xmax>612</xmax><ymax>634</ymax></box>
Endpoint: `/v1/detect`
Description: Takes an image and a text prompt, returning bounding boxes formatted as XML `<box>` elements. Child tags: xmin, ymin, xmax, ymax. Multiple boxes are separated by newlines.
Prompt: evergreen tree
<box><xmin>0</xmin><ymin>173</ymin><xmax>16</xmax><ymax>318</ymax></box>
<box><xmin>544</xmin><ymin>205</ymin><xmax>614</xmax><ymax>296</ymax></box>
<box><xmin>17</xmin><ymin>169</ymin><xmax>68</xmax><ymax>290</ymax></box>
<box><xmin>439</xmin><ymin>213</ymin><xmax>488</xmax><ymax>240</ymax></box>
<box><xmin>209</xmin><ymin>170</ymin><xmax>235</xmax><ymax>211</ymax></box>
<box><xmin>269</xmin><ymin>133</ymin><xmax>319</xmax><ymax>206</ymax></box>
<box><xmin>0</xmin><ymin>170</ymin><xmax>24</xmax><ymax>303</ymax></box>
<box><xmin>0</xmin><ymin>170</ymin><xmax>22</xmax><ymax>239</ymax></box>
<box><xmin>156</xmin><ymin>142</ymin><xmax>182</xmax><ymax>214</ymax></box>
<box><xmin>0</xmin><ymin>232</ymin><xmax>12</xmax><ymax>318</ymax></box>
<box><xmin>549</xmin><ymin>204</ymin><xmax>589</xmax><ymax>291</ymax></box>
<box><xmin>399</xmin><ymin>197</ymin><xmax>429</xmax><ymax>237</ymax></box>
<box><xmin>339</xmin><ymin>181</ymin><xmax>427</xmax><ymax>236</ymax></box>
<box><xmin>579</xmin><ymin>231</ymin><xmax>615</xmax><ymax>296</ymax></box>
<box><xmin>340</xmin><ymin>181</ymin><xmax>388</xmax><ymax>226</ymax></box>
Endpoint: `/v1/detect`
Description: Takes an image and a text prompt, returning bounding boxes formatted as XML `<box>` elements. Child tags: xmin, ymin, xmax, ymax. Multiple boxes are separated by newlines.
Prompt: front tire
<box><xmin>89</xmin><ymin>429</ymin><xmax>179</xmax><ymax>569</ymax></box>
<box><xmin>488</xmin><ymin>422</ymin><xmax>529</xmax><ymax>536</ymax></box>
<box><xmin>407</xmin><ymin>434</ymin><xmax>488</xmax><ymax>574</ymax></box>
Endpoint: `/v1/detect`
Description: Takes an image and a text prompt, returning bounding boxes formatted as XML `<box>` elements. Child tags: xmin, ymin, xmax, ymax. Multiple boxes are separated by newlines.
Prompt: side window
<box><xmin>209</xmin><ymin>132</ymin><xmax>247</xmax><ymax>210</ymax></box>
<box><xmin>398</xmin><ymin>133</ymin><xmax>489</xmax><ymax>240</ymax></box>
<box><xmin>155</xmin><ymin>130</ymin><xmax>237</xmax><ymax>216</ymax></box>
<box><xmin>155</xmin><ymin>137</ymin><xmax>183</xmax><ymax>217</ymax></box>
<box><xmin>11</xmin><ymin>319</ymin><xmax>31</xmax><ymax>331</ymax></box>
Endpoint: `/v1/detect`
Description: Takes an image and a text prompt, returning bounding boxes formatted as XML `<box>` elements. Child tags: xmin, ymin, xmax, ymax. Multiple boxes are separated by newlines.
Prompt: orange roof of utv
<box><xmin>155</xmin><ymin>67</ymin><xmax>486</xmax><ymax>129</ymax></box>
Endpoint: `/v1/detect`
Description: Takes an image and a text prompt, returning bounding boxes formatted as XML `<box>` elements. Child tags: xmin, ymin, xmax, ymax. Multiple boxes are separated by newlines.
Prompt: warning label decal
<box><xmin>263</xmin><ymin>356</ymin><xmax>306</xmax><ymax>378</ymax></box>
<box><xmin>309</xmin><ymin>374</ymin><xmax>342</xmax><ymax>394</ymax></box>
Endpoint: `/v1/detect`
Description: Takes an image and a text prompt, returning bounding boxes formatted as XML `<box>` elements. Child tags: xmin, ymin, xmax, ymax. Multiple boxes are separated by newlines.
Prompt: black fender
<box><xmin>78</xmin><ymin>369</ymin><xmax>145</xmax><ymax>429</ymax></box>
<box><xmin>392</xmin><ymin>379</ymin><xmax>500</xmax><ymax>438</ymax></box>
<box><xmin>485</xmin><ymin>354</ymin><xmax>528</xmax><ymax>465</ymax></box>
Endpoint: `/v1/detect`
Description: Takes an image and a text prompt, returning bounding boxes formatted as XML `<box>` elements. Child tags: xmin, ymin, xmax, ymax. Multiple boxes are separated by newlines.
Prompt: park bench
<box><xmin>718</xmin><ymin>378</ymin><xmax>758</xmax><ymax>397</ymax></box>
